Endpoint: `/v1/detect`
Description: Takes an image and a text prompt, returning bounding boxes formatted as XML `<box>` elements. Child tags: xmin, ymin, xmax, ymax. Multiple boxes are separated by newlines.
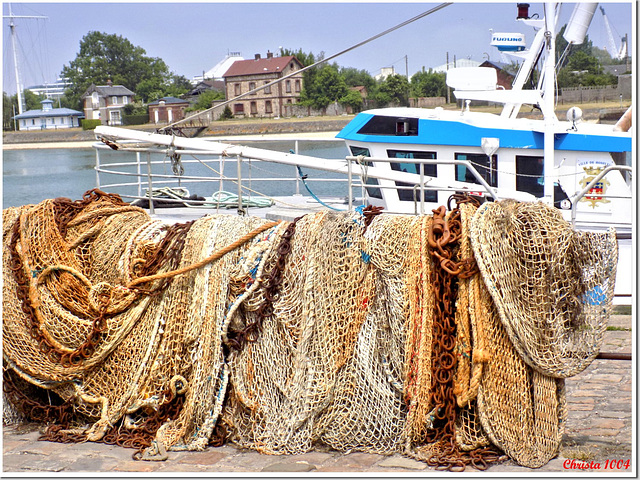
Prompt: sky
<box><xmin>2</xmin><ymin>1</ymin><xmax>635</xmax><ymax>95</ymax></box>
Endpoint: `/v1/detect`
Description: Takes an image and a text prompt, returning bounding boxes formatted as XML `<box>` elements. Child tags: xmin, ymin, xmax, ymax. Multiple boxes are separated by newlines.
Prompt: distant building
<box><xmin>81</xmin><ymin>81</ymin><xmax>135</xmax><ymax>126</ymax></box>
<box><xmin>183</xmin><ymin>79</ymin><xmax>226</xmax><ymax>104</ymax></box>
<box><xmin>26</xmin><ymin>77</ymin><xmax>72</xmax><ymax>101</ymax></box>
<box><xmin>479</xmin><ymin>60</ymin><xmax>516</xmax><ymax>89</ymax></box>
<box><xmin>432</xmin><ymin>59</ymin><xmax>482</xmax><ymax>73</ymax></box>
<box><xmin>12</xmin><ymin>98</ymin><xmax>83</xmax><ymax>131</ymax></box>
<box><xmin>222</xmin><ymin>52</ymin><xmax>304</xmax><ymax>118</ymax></box>
<box><xmin>148</xmin><ymin>96</ymin><xmax>190</xmax><ymax>124</ymax></box>
<box><xmin>375</xmin><ymin>67</ymin><xmax>396</xmax><ymax>81</ymax></box>
<box><xmin>191</xmin><ymin>53</ymin><xmax>244</xmax><ymax>84</ymax></box>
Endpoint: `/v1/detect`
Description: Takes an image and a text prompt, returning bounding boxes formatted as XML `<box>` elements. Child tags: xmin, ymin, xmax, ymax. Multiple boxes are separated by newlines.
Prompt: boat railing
<box><xmin>346</xmin><ymin>156</ymin><xmax>500</xmax><ymax>214</ymax></box>
<box><xmin>569</xmin><ymin>165</ymin><xmax>634</xmax><ymax>227</ymax></box>
<box><xmin>94</xmin><ymin>139</ymin><xmax>362</xmax><ymax>215</ymax></box>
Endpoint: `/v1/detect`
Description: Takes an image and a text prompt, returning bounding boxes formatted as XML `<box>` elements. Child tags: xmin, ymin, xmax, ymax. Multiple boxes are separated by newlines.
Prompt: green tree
<box><xmin>376</xmin><ymin>74</ymin><xmax>410</xmax><ymax>107</ymax></box>
<box><xmin>3</xmin><ymin>92</ymin><xmax>16</xmax><ymax>130</ymax></box>
<box><xmin>339</xmin><ymin>88</ymin><xmax>364</xmax><ymax>112</ymax></box>
<box><xmin>410</xmin><ymin>70</ymin><xmax>446</xmax><ymax>98</ymax></box>
<box><xmin>339</xmin><ymin>67</ymin><xmax>376</xmax><ymax>91</ymax></box>
<box><xmin>23</xmin><ymin>90</ymin><xmax>45</xmax><ymax>110</ymax></box>
<box><xmin>61</xmin><ymin>31</ymin><xmax>172</xmax><ymax>108</ymax></box>
<box><xmin>186</xmin><ymin>89</ymin><xmax>225</xmax><ymax>112</ymax></box>
<box><xmin>300</xmin><ymin>65</ymin><xmax>348</xmax><ymax>111</ymax></box>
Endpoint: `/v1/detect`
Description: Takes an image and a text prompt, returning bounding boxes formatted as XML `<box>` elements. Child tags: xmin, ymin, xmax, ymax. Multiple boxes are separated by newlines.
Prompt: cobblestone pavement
<box><xmin>3</xmin><ymin>315</ymin><xmax>633</xmax><ymax>475</ymax></box>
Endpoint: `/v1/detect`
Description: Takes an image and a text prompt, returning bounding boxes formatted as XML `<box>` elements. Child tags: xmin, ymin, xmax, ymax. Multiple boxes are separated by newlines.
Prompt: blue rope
<box><xmin>296</xmin><ymin>165</ymin><xmax>345</xmax><ymax>212</ymax></box>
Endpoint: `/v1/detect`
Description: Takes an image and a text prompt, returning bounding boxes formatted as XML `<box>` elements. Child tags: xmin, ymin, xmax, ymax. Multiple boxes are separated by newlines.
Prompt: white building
<box><xmin>26</xmin><ymin>77</ymin><xmax>72</xmax><ymax>101</ymax></box>
<box><xmin>375</xmin><ymin>66</ymin><xmax>396</xmax><ymax>81</ymax></box>
<box><xmin>191</xmin><ymin>53</ymin><xmax>245</xmax><ymax>84</ymax></box>
<box><xmin>12</xmin><ymin>98</ymin><xmax>83</xmax><ymax>131</ymax></box>
<box><xmin>431</xmin><ymin>59</ymin><xmax>482</xmax><ymax>73</ymax></box>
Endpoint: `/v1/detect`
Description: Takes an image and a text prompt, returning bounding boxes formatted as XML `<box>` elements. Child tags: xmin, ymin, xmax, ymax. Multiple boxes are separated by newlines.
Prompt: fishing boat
<box><xmin>93</xmin><ymin>2</ymin><xmax>633</xmax><ymax>302</ymax></box>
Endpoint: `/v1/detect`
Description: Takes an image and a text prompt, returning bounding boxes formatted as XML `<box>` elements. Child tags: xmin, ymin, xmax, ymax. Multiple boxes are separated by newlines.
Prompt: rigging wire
<box><xmin>162</xmin><ymin>2</ymin><xmax>453</xmax><ymax>133</ymax></box>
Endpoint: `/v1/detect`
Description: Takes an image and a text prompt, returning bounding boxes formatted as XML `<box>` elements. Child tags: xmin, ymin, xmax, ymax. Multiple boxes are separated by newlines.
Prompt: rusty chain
<box><xmin>226</xmin><ymin>216</ymin><xmax>303</xmax><ymax>351</ymax></box>
<box><xmin>425</xmin><ymin>194</ymin><xmax>503</xmax><ymax>471</ymax></box>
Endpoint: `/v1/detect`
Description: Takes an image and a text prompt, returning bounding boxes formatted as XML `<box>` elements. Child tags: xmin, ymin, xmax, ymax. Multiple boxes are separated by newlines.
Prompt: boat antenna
<box><xmin>160</xmin><ymin>2</ymin><xmax>453</xmax><ymax>135</ymax></box>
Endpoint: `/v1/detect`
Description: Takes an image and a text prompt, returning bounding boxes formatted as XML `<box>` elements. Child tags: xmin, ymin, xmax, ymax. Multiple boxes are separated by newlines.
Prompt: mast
<box><xmin>4</xmin><ymin>5</ymin><xmax>48</xmax><ymax>115</ymax></box>
<box><xmin>542</xmin><ymin>2</ymin><xmax>558</xmax><ymax>205</ymax></box>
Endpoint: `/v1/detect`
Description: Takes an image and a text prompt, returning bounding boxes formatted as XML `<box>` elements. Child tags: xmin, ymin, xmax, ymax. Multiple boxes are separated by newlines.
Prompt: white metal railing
<box><xmin>94</xmin><ymin>139</ymin><xmax>359</xmax><ymax>215</ymax></box>
<box><xmin>346</xmin><ymin>155</ymin><xmax>500</xmax><ymax>214</ymax></box>
<box><xmin>94</xmin><ymin>141</ymin><xmax>503</xmax><ymax>216</ymax></box>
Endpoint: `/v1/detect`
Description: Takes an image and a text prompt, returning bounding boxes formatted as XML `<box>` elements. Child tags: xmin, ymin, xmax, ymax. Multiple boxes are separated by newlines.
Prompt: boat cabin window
<box><xmin>349</xmin><ymin>146</ymin><xmax>382</xmax><ymax>199</ymax></box>
<box><xmin>455</xmin><ymin>153</ymin><xmax>498</xmax><ymax>187</ymax></box>
<box><xmin>388</xmin><ymin>150</ymin><xmax>437</xmax><ymax>202</ymax></box>
<box><xmin>357</xmin><ymin>116</ymin><xmax>418</xmax><ymax>136</ymax></box>
<box><xmin>515</xmin><ymin>155</ymin><xmax>544</xmax><ymax>198</ymax></box>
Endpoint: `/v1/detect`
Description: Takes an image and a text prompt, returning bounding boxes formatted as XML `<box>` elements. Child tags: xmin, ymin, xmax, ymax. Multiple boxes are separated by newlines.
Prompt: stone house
<box><xmin>81</xmin><ymin>81</ymin><xmax>135</xmax><ymax>125</ymax></box>
<box><xmin>148</xmin><ymin>97</ymin><xmax>191</xmax><ymax>124</ymax></box>
<box><xmin>12</xmin><ymin>98</ymin><xmax>83</xmax><ymax>131</ymax></box>
<box><xmin>222</xmin><ymin>52</ymin><xmax>304</xmax><ymax>118</ymax></box>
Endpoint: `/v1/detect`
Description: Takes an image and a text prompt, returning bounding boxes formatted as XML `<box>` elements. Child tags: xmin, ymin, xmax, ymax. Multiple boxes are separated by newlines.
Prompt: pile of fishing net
<box><xmin>3</xmin><ymin>190</ymin><xmax>617</xmax><ymax>469</ymax></box>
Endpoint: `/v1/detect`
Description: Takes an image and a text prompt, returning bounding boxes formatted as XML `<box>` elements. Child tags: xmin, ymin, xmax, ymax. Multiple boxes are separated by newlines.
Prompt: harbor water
<box><xmin>2</xmin><ymin>140</ymin><xmax>351</xmax><ymax>208</ymax></box>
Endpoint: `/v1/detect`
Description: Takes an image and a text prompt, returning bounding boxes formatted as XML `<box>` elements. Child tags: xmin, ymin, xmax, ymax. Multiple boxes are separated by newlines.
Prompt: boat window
<box><xmin>454</xmin><ymin>153</ymin><xmax>498</xmax><ymax>187</ymax></box>
<box><xmin>349</xmin><ymin>146</ymin><xmax>382</xmax><ymax>199</ymax></box>
<box><xmin>388</xmin><ymin>150</ymin><xmax>437</xmax><ymax>202</ymax></box>
<box><xmin>357</xmin><ymin>116</ymin><xmax>418</xmax><ymax>136</ymax></box>
<box><xmin>515</xmin><ymin>155</ymin><xmax>544</xmax><ymax>198</ymax></box>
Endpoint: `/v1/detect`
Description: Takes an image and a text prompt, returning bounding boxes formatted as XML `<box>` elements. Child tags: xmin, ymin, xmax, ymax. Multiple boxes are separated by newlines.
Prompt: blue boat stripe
<box><xmin>337</xmin><ymin>114</ymin><xmax>631</xmax><ymax>153</ymax></box>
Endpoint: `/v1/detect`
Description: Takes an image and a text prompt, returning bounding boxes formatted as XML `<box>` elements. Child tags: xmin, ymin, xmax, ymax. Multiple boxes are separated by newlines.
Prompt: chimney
<box><xmin>106</xmin><ymin>78</ymin><xmax>113</xmax><ymax>86</ymax></box>
<box><xmin>266</xmin><ymin>51</ymin><xmax>273</xmax><ymax>59</ymax></box>
<box><xmin>255</xmin><ymin>53</ymin><xmax>261</xmax><ymax>60</ymax></box>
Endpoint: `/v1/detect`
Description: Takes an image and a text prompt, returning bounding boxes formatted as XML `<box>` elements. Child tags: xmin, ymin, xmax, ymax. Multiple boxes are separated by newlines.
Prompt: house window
<box><xmin>285</xmin><ymin>80</ymin><xmax>291</xmax><ymax>93</ymax></box>
<box><xmin>110</xmin><ymin>110</ymin><xmax>121</xmax><ymax>125</ymax></box>
<box><xmin>455</xmin><ymin>152</ymin><xmax>498</xmax><ymax>187</ymax></box>
<box><xmin>249</xmin><ymin>82</ymin><xmax>256</xmax><ymax>94</ymax></box>
<box><xmin>295</xmin><ymin>80</ymin><xmax>301</xmax><ymax>92</ymax></box>
<box><xmin>233</xmin><ymin>103</ymin><xmax>244</xmax><ymax>114</ymax></box>
<box><xmin>123</xmin><ymin>96</ymin><xmax>129</xmax><ymax>105</ymax></box>
<box><xmin>234</xmin><ymin>84</ymin><xmax>241</xmax><ymax>96</ymax></box>
<box><xmin>516</xmin><ymin>155</ymin><xmax>544</xmax><ymax>198</ymax></box>
<box><xmin>265</xmin><ymin>101</ymin><xmax>272</xmax><ymax>114</ymax></box>
<box><xmin>250</xmin><ymin>101</ymin><xmax>258</xmax><ymax>114</ymax></box>
<box><xmin>111</xmin><ymin>96</ymin><xmax>119</xmax><ymax>105</ymax></box>
<box><xmin>264</xmin><ymin>81</ymin><xmax>271</xmax><ymax>94</ymax></box>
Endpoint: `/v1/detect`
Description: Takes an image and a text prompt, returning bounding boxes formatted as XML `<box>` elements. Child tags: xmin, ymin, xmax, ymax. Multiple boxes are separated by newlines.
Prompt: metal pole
<box><xmin>237</xmin><ymin>154</ymin><xmax>244</xmax><ymax>215</ymax></box>
<box><xmin>347</xmin><ymin>157</ymin><xmax>353</xmax><ymax>212</ymax></box>
<box><xmin>136</xmin><ymin>152</ymin><xmax>142</xmax><ymax>198</ymax></box>
<box><xmin>95</xmin><ymin>148</ymin><xmax>101</xmax><ymax>190</ymax></box>
<box><xmin>147</xmin><ymin>152</ymin><xmax>154</xmax><ymax>215</ymax></box>
<box><xmin>295</xmin><ymin>139</ymin><xmax>300</xmax><ymax>195</ymax></box>
<box><xmin>419</xmin><ymin>162</ymin><xmax>425</xmax><ymax>214</ymax></box>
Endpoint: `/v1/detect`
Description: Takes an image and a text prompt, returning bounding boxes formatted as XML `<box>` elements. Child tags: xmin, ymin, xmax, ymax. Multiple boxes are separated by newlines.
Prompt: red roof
<box><xmin>223</xmin><ymin>55</ymin><xmax>301</xmax><ymax>77</ymax></box>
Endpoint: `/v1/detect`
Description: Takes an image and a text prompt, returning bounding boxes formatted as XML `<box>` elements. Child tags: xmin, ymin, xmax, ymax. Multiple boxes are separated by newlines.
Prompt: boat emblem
<box><xmin>578</xmin><ymin>165</ymin><xmax>610</xmax><ymax>208</ymax></box>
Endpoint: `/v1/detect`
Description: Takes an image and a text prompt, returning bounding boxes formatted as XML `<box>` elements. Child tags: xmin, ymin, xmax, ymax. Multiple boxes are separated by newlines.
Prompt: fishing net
<box><xmin>470</xmin><ymin>200</ymin><xmax>618</xmax><ymax>378</ymax></box>
<box><xmin>3</xmin><ymin>191</ymin><xmax>617</xmax><ymax>470</ymax></box>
